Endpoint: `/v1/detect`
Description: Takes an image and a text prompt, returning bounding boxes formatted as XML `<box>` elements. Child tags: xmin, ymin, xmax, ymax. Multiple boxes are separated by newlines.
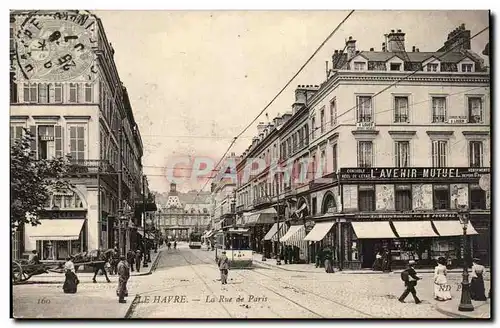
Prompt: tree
<box><xmin>10</xmin><ymin>129</ymin><xmax>71</xmax><ymax>233</ymax></box>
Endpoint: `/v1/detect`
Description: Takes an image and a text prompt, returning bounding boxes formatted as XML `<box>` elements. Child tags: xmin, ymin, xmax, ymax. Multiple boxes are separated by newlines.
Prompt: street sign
<box><xmin>479</xmin><ymin>174</ymin><xmax>491</xmax><ymax>191</ymax></box>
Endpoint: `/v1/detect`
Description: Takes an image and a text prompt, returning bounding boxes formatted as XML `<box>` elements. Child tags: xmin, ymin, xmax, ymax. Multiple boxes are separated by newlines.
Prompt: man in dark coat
<box><xmin>126</xmin><ymin>249</ymin><xmax>135</xmax><ymax>272</ymax></box>
<box><xmin>117</xmin><ymin>255</ymin><xmax>130</xmax><ymax>303</ymax></box>
<box><xmin>92</xmin><ymin>249</ymin><xmax>111</xmax><ymax>283</ymax></box>
<box><xmin>217</xmin><ymin>251</ymin><xmax>230</xmax><ymax>285</ymax></box>
<box><xmin>135</xmin><ymin>249</ymin><xmax>143</xmax><ymax>273</ymax></box>
<box><xmin>283</xmin><ymin>245</ymin><xmax>288</xmax><ymax>264</ymax></box>
<box><xmin>399</xmin><ymin>260</ymin><xmax>422</xmax><ymax>304</ymax></box>
<box><xmin>111</xmin><ymin>247</ymin><xmax>119</xmax><ymax>275</ymax></box>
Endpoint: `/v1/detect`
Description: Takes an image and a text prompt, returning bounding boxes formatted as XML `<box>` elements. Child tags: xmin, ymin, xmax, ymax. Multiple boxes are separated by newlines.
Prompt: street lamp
<box><xmin>458</xmin><ymin>205</ymin><xmax>474</xmax><ymax>312</ymax></box>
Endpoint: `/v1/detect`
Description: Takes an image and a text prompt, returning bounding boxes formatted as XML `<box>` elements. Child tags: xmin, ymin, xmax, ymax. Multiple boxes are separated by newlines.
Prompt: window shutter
<box><xmin>29</xmin><ymin>125</ymin><xmax>37</xmax><ymax>158</ymax></box>
<box><xmin>431</xmin><ymin>141</ymin><xmax>437</xmax><ymax>166</ymax></box>
<box><xmin>23</xmin><ymin>83</ymin><xmax>29</xmax><ymax>103</ymax></box>
<box><xmin>439</xmin><ymin>141</ymin><xmax>447</xmax><ymax>167</ymax></box>
<box><xmin>479</xmin><ymin>142</ymin><xmax>483</xmax><ymax>166</ymax></box>
<box><xmin>48</xmin><ymin>84</ymin><xmax>55</xmax><ymax>103</ymax></box>
<box><xmin>55</xmin><ymin>125</ymin><xmax>63</xmax><ymax>158</ymax></box>
<box><xmin>394</xmin><ymin>142</ymin><xmax>399</xmax><ymax>167</ymax></box>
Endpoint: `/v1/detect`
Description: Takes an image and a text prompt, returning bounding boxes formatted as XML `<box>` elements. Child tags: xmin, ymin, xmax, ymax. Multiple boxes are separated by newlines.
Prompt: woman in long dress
<box><xmin>63</xmin><ymin>256</ymin><xmax>79</xmax><ymax>294</ymax></box>
<box><xmin>470</xmin><ymin>258</ymin><xmax>487</xmax><ymax>301</ymax></box>
<box><xmin>434</xmin><ymin>257</ymin><xmax>452</xmax><ymax>301</ymax></box>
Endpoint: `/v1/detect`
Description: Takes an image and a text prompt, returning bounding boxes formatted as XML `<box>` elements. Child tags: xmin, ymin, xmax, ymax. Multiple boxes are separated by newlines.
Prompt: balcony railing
<box><xmin>67</xmin><ymin>159</ymin><xmax>116</xmax><ymax>175</ymax></box>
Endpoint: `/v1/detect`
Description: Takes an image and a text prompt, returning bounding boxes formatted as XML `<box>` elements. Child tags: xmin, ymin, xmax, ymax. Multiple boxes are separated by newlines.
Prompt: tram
<box><xmin>188</xmin><ymin>232</ymin><xmax>202</xmax><ymax>249</ymax></box>
<box><xmin>214</xmin><ymin>227</ymin><xmax>253</xmax><ymax>268</ymax></box>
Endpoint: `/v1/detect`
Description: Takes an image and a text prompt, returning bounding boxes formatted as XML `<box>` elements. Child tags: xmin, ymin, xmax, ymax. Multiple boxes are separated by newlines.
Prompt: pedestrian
<box><xmin>92</xmin><ymin>249</ymin><xmax>111</xmax><ymax>283</ymax></box>
<box><xmin>470</xmin><ymin>258</ymin><xmax>487</xmax><ymax>301</ymax></box>
<box><xmin>29</xmin><ymin>250</ymin><xmax>40</xmax><ymax>265</ymax></box>
<box><xmin>63</xmin><ymin>256</ymin><xmax>79</xmax><ymax>294</ymax></box>
<box><xmin>217</xmin><ymin>250</ymin><xmax>230</xmax><ymax>285</ymax></box>
<box><xmin>283</xmin><ymin>245</ymin><xmax>288</xmax><ymax>264</ymax></box>
<box><xmin>127</xmin><ymin>249</ymin><xmax>135</xmax><ymax>272</ymax></box>
<box><xmin>135</xmin><ymin>249</ymin><xmax>143</xmax><ymax>272</ymax></box>
<box><xmin>433</xmin><ymin>257</ymin><xmax>452</xmax><ymax>301</ymax></box>
<box><xmin>399</xmin><ymin>260</ymin><xmax>422</xmax><ymax>304</ymax></box>
<box><xmin>174</xmin><ymin>240</ymin><xmax>177</xmax><ymax>250</ymax></box>
<box><xmin>116</xmin><ymin>255</ymin><xmax>130</xmax><ymax>304</ymax></box>
<box><xmin>323</xmin><ymin>246</ymin><xmax>335</xmax><ymax>273</ymax></box>
<box><xmin>372</xmin><ymin>251</ymin><xmax>383</xmax><ymax>271</ymax></box>
<box><xmin>111</xmin><ymin>247</ymin><xmax>119</xmax><ymax>275</ymax></box>
<box><xmin>167</xmin><ymin>241</ymin><xmax>171</xmax><ymax>250</ymax></box>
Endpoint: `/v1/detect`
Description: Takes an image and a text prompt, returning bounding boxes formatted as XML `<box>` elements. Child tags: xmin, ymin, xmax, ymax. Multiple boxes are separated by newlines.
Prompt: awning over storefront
<box><xmin>28</xmin><ymin>219</ymin><xmax>85</xmax><ymax>241</ymax></box>
<box><xmin>202</xmin><ymin>230</ymin><xmax>212</xmax><ymax>238</ymax></box>
<box><xmin>351</xmin><ymin>221</ymin><xmax>397</xmax><ymax>239</ymax></box>
<box><xmin>280</xmin><ymin>225</ymin><xmax>305</xmax><ymax>243</ymax></box>
<box><xmin>432</xmin><ymin>221</ymin><xmax>478</xmax><ymax>236</ymax></box>
<box><xmin>205</xmin><ymin>230</ymin><xmax>215</xmax><ymax>238</ymax></box>
<box><xmin>137</xmin><ymin>230</ymin><xmax>144</xmax><ymax>237</ymax></box>
<box><xmin>270</xmin><ymin>223</ymin><xmax>288</xmax><ymax>242</ymax></box>
<box><xmin>227</xmin><ymin>228</ymin><xmax>249</xmax><ymax>234</ymax></box>
<box><xmin>392</xmin><ymin>221</ymin><xmax>438</xmax><ymax>238</ymax></box>
<box><xmin>245</xmin><ymin>208</ymin><xmax>277</xmax><ymax>226</ymax></box>
<box><xmin>304</xmin><ymin>222</ymin><xmax>335</xmax><ymax>241</ymax></box>
<box><xmin>263</xmin><ymin>223</ymin><xmax>278</xmax><ymax>241</ymax></box>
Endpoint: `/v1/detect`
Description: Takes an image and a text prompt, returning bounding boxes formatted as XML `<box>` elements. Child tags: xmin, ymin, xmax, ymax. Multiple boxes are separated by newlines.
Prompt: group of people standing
<box><xmin>281</xmin><ymin>245</ymin><xmax>300</xmax><ymax>265</ymax></box>
<box><xmin>372</xmin><ymin>249</ymin><xmax>391</xmax><ymax>272</ymax></box>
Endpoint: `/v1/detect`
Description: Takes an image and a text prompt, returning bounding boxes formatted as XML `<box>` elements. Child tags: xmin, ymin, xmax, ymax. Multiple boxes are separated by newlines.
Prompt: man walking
<box><xmin>217</xmin><ymin>251</ymin><xmax>230</xmax><ymax>285</ymax></box>
<box><xmin>399</xmin><ymin>260</ymin><xmax>422</xmax><ymax>304</ymax></box>
<box><xmin>117</xmin><ymin>255</ymin><xmax>130</xmax><ymax>304</ymax></box>
<box><xmin>127</xmin><ymin>249</ymin><xmax>135</xmax><ymax>272</ymax></box>
<box><xmin>135</xmin><ymin>249</ymin><xmax>143</xmax><ymax>273</ymax></box>
<box><xmin>92</xmin><ymin>249</ymin><xmax>111</xmax><ymax>283</ymax></box>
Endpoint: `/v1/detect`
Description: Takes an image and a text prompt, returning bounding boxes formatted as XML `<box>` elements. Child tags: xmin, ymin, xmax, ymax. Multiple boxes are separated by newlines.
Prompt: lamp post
<box><xmin>144</xmin><ymin>216</ymin><xmax>152</xmax><ymax>267</ymax></box>
<box><xmin>458</xmin><ymin>205</ymin><xmax>474</xmax><ymax>312</ymax></box>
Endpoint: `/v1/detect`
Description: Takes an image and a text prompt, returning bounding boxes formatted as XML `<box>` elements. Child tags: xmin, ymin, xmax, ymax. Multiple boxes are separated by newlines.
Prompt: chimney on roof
<box><xmin>382</xmin><ymin>42</ymin><xmax>386</xmax><ymax>52</ymax></box>
<box><xmin>416</xmin><ymin>48</ymin><xmax>420</xmax><ymax>52</ymax></box>
<box><xmin>440</xmin><ymin>24</ymin><xmax>471</xmax><ymax>52</ymax></box>
<box><xmin>412</xmin><ymin>46</ymin><xmax>416</xmax><ymax>52</ymax></box>
<box><xmin>386</xmin><ymin>29</ymin><xmax>406</xmax><ymax>52</ymax></box>
<box><xmin>293</xmin><ymin>85</ymin><xmax>319</xmax><ymax>114</ymax></box>
<box><xmin>370</xmin><ymin>48</ymin><xmax>374</xmax><ymax>51</ymax></box>
<box><xmin>346</xmin><ymin>36</ymin><xmax>357</xmax><ymax>60</ymax></box>
<box><xmin>257</xmin><ymin>122</ymin><xmax>267</xmax><ymax>135</ymax></box>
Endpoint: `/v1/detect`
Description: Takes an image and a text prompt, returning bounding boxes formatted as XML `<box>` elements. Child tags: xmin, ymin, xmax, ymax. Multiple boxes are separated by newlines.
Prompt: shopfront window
<box><xmin>433</xmin><ymin>184</ymin><xmax>450</xmax><ymax>209</ymax></box>
<box><xmin>470</xmin><ymin>184</ymin><xmax>486</xmax><ymax>210</ymax></box>
<box><xmin>395</xmin><ymin>185</ymin><xmax>412</xmax><ymax>211</ymax></box>
<box><xmin>358</xmin><ymin>185</ymin><xmax>375</xmax><ymax>211</ymax></box>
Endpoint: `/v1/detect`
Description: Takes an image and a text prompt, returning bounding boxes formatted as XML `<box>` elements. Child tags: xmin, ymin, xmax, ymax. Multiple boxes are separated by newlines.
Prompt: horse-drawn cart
<box><xmin>11</xmin><ymin>249</ymin><xmax>112</xmax><ymax>284</ymax></box>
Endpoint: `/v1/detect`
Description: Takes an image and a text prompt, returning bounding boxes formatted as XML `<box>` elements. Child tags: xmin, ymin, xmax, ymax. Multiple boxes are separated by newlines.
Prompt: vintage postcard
<box><xmin>10</xmin><ymin>9</ymin><xmax>491</xmax><ymax>319</ymax></box>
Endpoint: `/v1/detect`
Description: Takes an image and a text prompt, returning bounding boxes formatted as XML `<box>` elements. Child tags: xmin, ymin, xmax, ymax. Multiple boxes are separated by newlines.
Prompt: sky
<box><xmin>95</xmin><ymin>10</ymin><xmax>490</xmax><ymax>193</ymax></box>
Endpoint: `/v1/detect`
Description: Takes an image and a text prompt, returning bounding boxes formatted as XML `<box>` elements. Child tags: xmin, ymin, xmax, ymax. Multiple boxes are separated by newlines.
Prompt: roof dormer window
<box><xmin>390</xmin><ymin>63</ymin><xmax>402</xmax><ymax>71</ymax></box>
<box><xmin>426</xmin><ymin>63</ymin><xmax>439</xmax><ymax>72</ymax></box>
<box><xmin>353</xmin><ymin>62</ymin><xmax>366</xmax><ymax>71</ymax></box>
<box><xmin>462</xmin><ymin>63</ymin><xmax>474</xmax><ymax>72</ymax></box>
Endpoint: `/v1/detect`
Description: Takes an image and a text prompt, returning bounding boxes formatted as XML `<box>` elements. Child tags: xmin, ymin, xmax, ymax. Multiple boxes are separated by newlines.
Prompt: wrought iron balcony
<box><xmin>67</xmin><ymin>159</ymin><xmax>116</xmax><ymax>175</ymax></box>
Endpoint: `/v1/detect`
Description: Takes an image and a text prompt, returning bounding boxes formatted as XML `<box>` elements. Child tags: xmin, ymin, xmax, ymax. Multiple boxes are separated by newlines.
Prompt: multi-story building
<box><xmin>156</xmin><ymin>184</ymin><xmax>211</xmax><ymax>240</ymax></box>
<box><xmin>234</xmin><ymin>24</ymin><xmax>490</xmax><ymax>269</ymax></box>
<box><xmin>10</xmin><ymin>10</ymin><xmax>149</xmax><ymax>260</ymax></box>
<box><xmin>210</xmin><ymin>153</ymin><xmax>238</xmax><ymax>234</ymax></box>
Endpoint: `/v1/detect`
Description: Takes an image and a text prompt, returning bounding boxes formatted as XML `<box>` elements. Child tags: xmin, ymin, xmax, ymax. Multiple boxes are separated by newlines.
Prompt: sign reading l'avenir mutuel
<box><xmin>339</xmin><ymin>167</ymin><xmax>490</xmax><ymax>181</ymax></box>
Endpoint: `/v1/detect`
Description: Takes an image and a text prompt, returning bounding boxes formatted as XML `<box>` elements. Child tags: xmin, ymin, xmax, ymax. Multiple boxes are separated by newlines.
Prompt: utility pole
<box><xmin>118</xmin><ymin>127</ymin><xmax>123</xmax><ymax>256</ymax></box>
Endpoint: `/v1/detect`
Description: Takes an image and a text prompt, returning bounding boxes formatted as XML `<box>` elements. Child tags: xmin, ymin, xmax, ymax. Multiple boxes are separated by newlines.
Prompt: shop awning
<box><xmin>270</xmin><ymin>223</ymin><xmax>288</xmax><ymax>242</ymax></box>
<box><xmin>205</xmin><ymin>230</ymin><xmax>215</xmax><ymax>238</ymax></box>
<box><xmin>227</xmin><ymin>228</ymin><xmax>249</xmax><ymax>234</ymax></box>
<box><xmin>203</xmin><ymin>230</ymin><xmax>212</xmax><ymax>238</ymax></box>
<box><xmin>392</xmin><ymin>221</ymin><xmax>438</xmax><ymax>238</ymax></box>
<box><xmin>304</xmin><ymin>222</ymin><xmax>335</xmax><ymax>241</ymax></box>
<box><xmin>351</xmin><ymin>221</ymin><xmax>397</xmax><ymax>239</ymax></box>
<box><xmin>433</xmin><ymin>221</ymin><xmax>478</xmax><ymax>236</ymax></box>
<box><xmin>280</xmin><ymin>225</ymin><xmax>305</xmax><ymax>243</ymax></box>
<box><xmin>245</xmin><ymin>208</ymin><xmax>277</xmax><ymax>226</ymax></box>
<box><xmin>28</xmin><ymin>219</ymin><xmax>85</xmax><ymax>241</ymax></box>
<box><xmin>263</xmin><ymin>223</ymin><xmax>278</xmax><ymax>241</ymax></box>
<box><xmin>137</xmin><ymin>230</ymin><xmax>144</xmax><ymax>237</ymax></box>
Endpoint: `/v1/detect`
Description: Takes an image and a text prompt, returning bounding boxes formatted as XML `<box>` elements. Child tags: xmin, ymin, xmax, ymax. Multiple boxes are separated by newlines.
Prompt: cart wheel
<box><xmin>12</xmin><ymin>261</ymin><xmax>23</xmax><ymax>283</ymax></box>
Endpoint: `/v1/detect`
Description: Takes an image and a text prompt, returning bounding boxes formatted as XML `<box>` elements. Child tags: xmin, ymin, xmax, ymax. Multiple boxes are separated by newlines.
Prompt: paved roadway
<box><xmin>128</xmin><ymin>243</ymin><xmax>480</xmax><ymax>319</ymax></box>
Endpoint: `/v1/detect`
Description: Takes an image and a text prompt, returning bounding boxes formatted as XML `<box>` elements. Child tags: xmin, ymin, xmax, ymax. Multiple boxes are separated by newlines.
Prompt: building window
<box><xmin>311</xmin><ymin>117</ymin><xmax>316</xmax><ymax>139</ymax></box>
<box><xmin>357</xmin><ymin>141</ymin><xmax>373</xmax><ymax>168</ymax></box>
<box><xmin>390</xmin><ymin>63</ymin><xmax>401</xmax><ymax>71</ymax></box>
<box><xmin>431</xmin><ymin>97</ymin><xmax>447</xmax><ymax>123</ymax></box>
<box><xmin>395</xmin><ymin>141</ymin><xmax>410</xmax><ymax>167</ymax></box>
<box><xmin>468</xmin><ymin>97</ymin><xmax>483</xmax><ymax>123</ymax></box>
<box><xmin>320</xmin><ymin>108</ymin><xmax>325</xmax><ymax>134</ymax></box>
<box><xmin>38</xmin><ymin>84</ymin><xmax>49</xmax><ymax>103</ymax></box>
<box><xmin>330</xmin><ymin>98</ymin><xmax>337</xmax><ymax>126</ymax></box>
<box><xmin>84</xmin><ymin>83</ymin><xmax>93</xmax><ymax>103</ymax></box>
<box><xmin>469</xmin><ymin>184</ymin><xmax>486</xmax><ymax>210</ymax></box>
<box><xmin>10</xmin><ymin>125</ymin><xmax>24</xmax><ymax>146</ymax></box>
<box><xmin>358</xmin><ymin>185</ymin><xmax>375</xmax><ymax>211</ymax></box>
<box><xmin>23</xmin><ymin>83</ymin><xmax>38</xmax><ymax>103</ymax></box>
<box><xmin>69</xmin><ymin>83</ymin><xmax>79</xmax><ymax>103</ymax></box>
<box><xmin>469</xmin><ymin>141</ymin><xmax>483</xmax><ymax>167</ymax></box>
<box><xmin>68</xmin><ymin>125</ymin><xmax>86</xmax><ymax>161</ymax></box>
<box><xmin>319</xmin><ymin>150</ymin><xmax>326</xmax><ymax>176</ymax></box>
<box><xmin>427</xmin><ymin>63</ymin><xmax>439</xmax><ymax>72</ymax></box>
<box><xmin>292</xmin><ymin>134</ymin><xmax>297</xmax><ymax>152</ymax></box>
<box><xmin>431</xmin><ymin>140</ymin><xmax>447</xmax><ymax>167</ymax></box>
<box><xmin>462</xmin><ymin>63</ymin><xmax>473</xmax><ymax>72</ymax></box>
<box><xmin>332</xmin><ymin>143</ymin><xmax>338</xmax><ymax>173</ymax></box>
<box><xmin>54</xmin><ymin>83</ymin><xmax>63</xmax><ymax>103</ymax></box>
<box><xmin>298</xmin><ymin>130</ymin><xmax>304</xmax><ymax>148</ymax></box>
<box><xmin>312</xmin><ymin>197</ymin><xmax>317</xmax><ymax>215</ymax></box>
<box><xmin>304</xmin><ymin>125</ymin><xmax>309</xmax><ymax>145</ymax></box>
<box><xmin>356</xmin><ymin>96</ymin><xmax>372</xmax><ymax>123</ymax></box>
<box><xmin>311</xmin><ymin>155</ymin><xmax>316</xmax><ymax>180</ymax></box>
<box><xmin>433</xmin><ymin>184</ymin><xmax>450</xmax><ymax>210</ymax></box>
<box><xmin>394</xmin><ymin>96</ymin><xmax>409</xmax><ymax>123</ymax></box>
<box><xmin>395</xmin><ymin>185</ymin><xmax>412</xmax><ymax>211</ymax></box>
<box><xmin>354</xmin><ymin>62</ymin><xmax>366</xmax><ymax>71</ymax></box>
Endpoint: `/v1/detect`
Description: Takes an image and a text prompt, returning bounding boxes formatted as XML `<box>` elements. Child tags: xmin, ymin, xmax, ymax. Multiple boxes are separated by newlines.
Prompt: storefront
<box><xmin>262</xmin><ymin>222</ymin><xmax>288</xmax><ymax>258</ymax></box>
<box><xmin>243</xmin><ymin>208</ymin><xmax>276</xmax><ymax>253</ymax></box>
<box><xmin>338</xmin><ymin>167</ymin><xmax>490</xmax><ymax>269</ymax></box>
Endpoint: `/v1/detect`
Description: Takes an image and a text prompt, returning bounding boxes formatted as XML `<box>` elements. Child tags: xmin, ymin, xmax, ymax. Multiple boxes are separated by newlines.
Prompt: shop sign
<box><xmin>339</xmin><ymin>167</ymin><xmax>490</xmax><ymax>182</ymax></box>
<box><xmin>353</xmin><ymin>212</ymin><xmax>458</xmax><ymax>220</ymax></box>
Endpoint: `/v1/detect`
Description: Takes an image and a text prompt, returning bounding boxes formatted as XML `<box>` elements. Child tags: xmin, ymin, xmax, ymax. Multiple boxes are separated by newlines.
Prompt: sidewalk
<box><xmin>253</xmin><ymin>253</ymin><xmax>491</xmax><ymax>275</ymax></box>
<box><xmin>435</xmin><ymin>298</ymin><xmax>491</xmax><ymax>319</ymax></box>
<box><xmin>17</xmin><ymin>248</ymin><xmax>162</xmax><ymax>284</ymax></box>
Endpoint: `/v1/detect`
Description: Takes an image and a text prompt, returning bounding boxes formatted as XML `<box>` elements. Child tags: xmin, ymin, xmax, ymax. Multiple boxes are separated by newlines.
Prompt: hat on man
<box><xmin>408</xmin><ymin>260</ymin><xmax>416</xmax><ymax>265</ymax></box>
<box><xmin>473</xmin><ymin>257</ymin><xmax>481</xmax><ymax>263</ymax></box>
<box><xmin>222</xmin><ymin>251</ymin><xmax>226</xmax><ymax>254</ymax></box>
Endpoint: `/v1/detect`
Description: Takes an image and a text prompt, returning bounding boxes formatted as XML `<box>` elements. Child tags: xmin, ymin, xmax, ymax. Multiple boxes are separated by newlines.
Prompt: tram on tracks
<box><xmin>189</xmin><ymin>231</ymin><xmax>202</xmax><ymax>249</ymax></box>
<box><xmin>214</xmin><ymin>227</ymin><xmax>253</xmax><ymax>268</ymax></box>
